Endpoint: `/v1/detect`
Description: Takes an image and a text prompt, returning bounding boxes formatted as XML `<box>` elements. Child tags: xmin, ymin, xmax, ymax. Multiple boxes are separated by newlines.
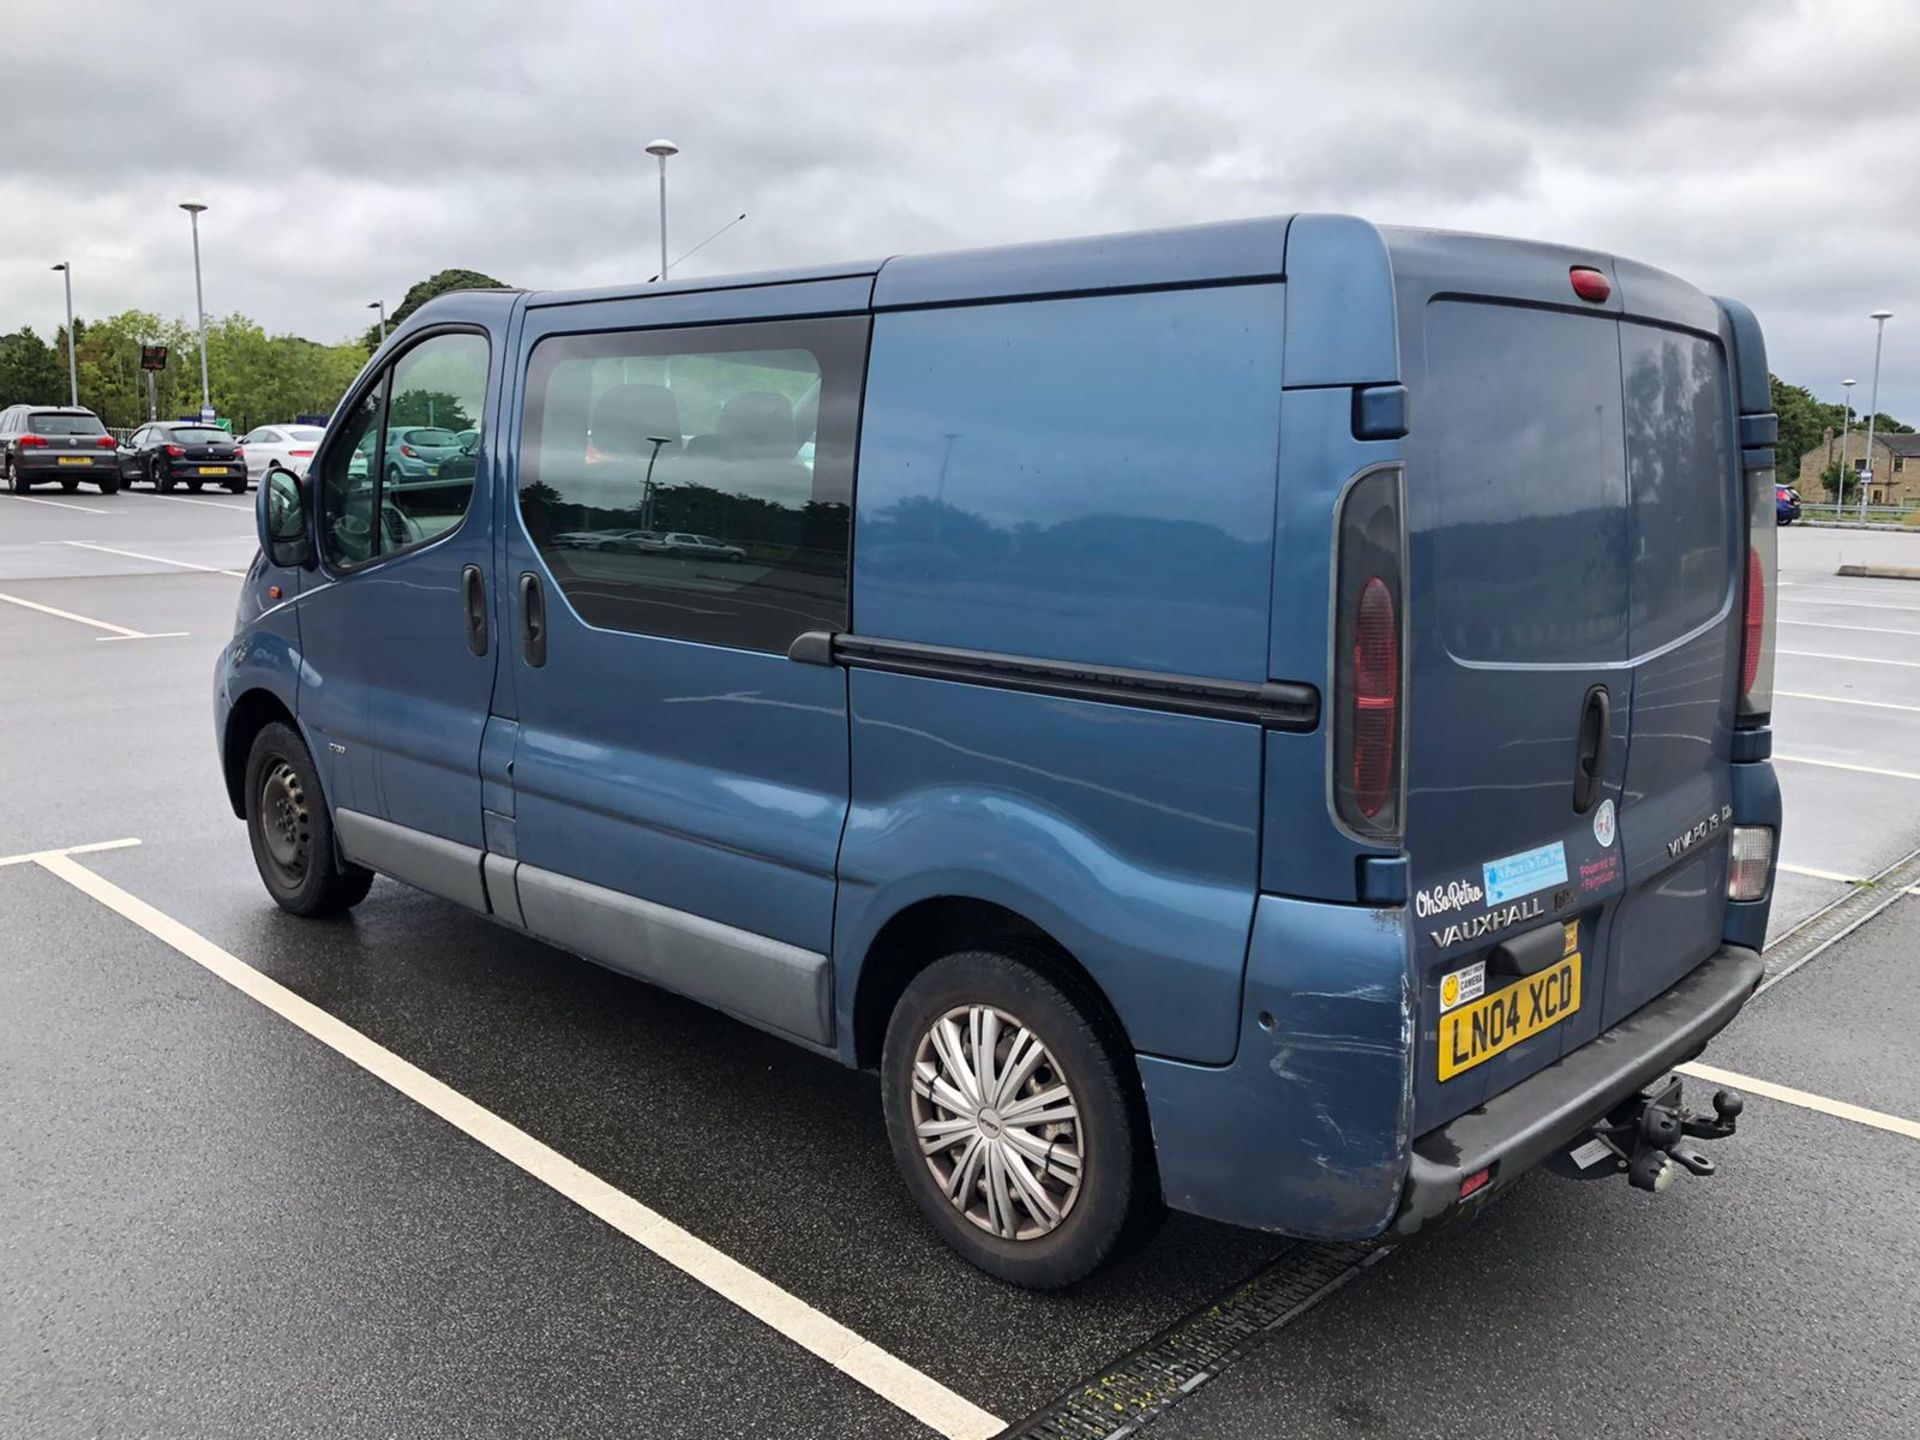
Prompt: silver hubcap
<box><xmin>911</xmin><ymin>1004</ymin><xmax>1084</xmax><ymax>1241</ymax></box>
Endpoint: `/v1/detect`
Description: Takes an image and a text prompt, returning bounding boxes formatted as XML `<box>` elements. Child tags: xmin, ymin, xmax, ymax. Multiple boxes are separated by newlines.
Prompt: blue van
<box><xmin>218</xmin><ymin>215</ymin><xmax>1780</xmax><ymax>1286</ymax></box>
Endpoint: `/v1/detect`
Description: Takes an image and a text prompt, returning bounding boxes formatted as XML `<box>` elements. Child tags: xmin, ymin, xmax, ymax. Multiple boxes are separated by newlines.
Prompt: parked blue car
<box><xmin>218</xmin><ymin>216</ymin><xmax>1781</xmax><ymax>1286</ymax></box>
<box><xmin>1777</xmin><ymin>484</ymin><xmax>1801</xmax><ymax>524</ymax></box>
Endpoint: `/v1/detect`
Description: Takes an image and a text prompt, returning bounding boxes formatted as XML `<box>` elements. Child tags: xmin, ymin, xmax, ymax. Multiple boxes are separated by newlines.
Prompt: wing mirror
<box><xmin>258</xmin><ymin>465</ymin><xmax>313</xmax><ymax>568</ymax></box>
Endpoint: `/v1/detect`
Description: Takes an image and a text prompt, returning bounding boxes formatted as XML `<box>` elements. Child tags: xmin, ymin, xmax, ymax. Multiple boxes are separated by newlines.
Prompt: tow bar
<box><xmin>1550</xmin><ymin>1074</ymin><xmax>1745</xmax><ymax>1193</ymax></box>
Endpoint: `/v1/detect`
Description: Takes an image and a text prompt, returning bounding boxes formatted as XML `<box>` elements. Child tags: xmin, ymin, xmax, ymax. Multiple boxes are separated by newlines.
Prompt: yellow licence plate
<box><xmin>1438</xmin><ymin>952</ymin><xmax>1581</xmax><ymax>1081</ymax></box>
<box><xmin>57</xmin><ymin>455</ymin><xmax>92</xmax><ymax>466</ymax></box>
<box><xmin>198</xmin><ymin>465</ymin><xmax>229</xmax><ymax>475</ymax></box>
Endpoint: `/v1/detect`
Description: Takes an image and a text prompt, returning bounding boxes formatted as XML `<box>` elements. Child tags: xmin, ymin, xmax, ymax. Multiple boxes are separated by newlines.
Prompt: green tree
<box><xmin>0</xmin><ymin>327</ymin><xmax>67</xmax><ymax>409</ymax></box>
<box><xmin>364</xmin><ymin>268</ymin><xmax>512</xmax><ymax>350</ymax></box>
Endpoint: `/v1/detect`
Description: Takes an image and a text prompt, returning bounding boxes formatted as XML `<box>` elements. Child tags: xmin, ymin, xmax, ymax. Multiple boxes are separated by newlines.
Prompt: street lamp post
<box><xmin>368</xmin><ymin>300</ymin><xmax>387</xmax><ymax>346</ymax></box>
<box><xmin>645</xmin><ymin>138</ymin><xmax>678</xmax><ymax>280</ymax></box>
<box><xmin>179</xmin><ymin>203</ymin><xmax>213</xmax><ymax>421</ymax></box>
<box><xmin>50</xmin><ymin>262</ymin><xmax>77</xmax><ymax>407</ymax></box>
<box><xmin>1838</xmin><ymin>378</ymin><xmax>1856</xmax><ymax>510</ymax></box>
<box><xmin>1862</xmin><ymin>311</ymin><xmax>1893</xmax><ymax>519</ymax></box>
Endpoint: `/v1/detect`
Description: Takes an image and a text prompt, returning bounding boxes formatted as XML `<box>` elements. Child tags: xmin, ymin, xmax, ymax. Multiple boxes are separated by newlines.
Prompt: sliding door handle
<box><xmin>518</xmin><ymin>571</ymin><xmax>547</xmax><ymax>668</ymax></box>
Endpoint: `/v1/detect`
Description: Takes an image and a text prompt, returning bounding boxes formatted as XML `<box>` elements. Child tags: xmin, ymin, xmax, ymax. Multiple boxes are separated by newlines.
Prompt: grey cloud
<box><xmin>2</xmin><ymin>0</ymin><xmax>1915</xmax><ymax>420</ymax></box>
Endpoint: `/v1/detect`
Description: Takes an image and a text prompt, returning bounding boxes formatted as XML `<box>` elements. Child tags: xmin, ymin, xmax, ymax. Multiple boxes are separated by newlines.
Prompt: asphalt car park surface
<box><xmin>3</xmin><ymin>492</ymin><xmax>1918</xmax><ymax>1438</ymax></box>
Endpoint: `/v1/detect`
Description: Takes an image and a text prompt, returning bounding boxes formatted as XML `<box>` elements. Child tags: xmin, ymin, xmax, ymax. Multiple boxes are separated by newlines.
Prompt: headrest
<box><xmin>589</xmin><ymin>383</ymin><xmax>681</xmax><ymax>457</ymax></box>
<box><xmin>717</xmin><ymin>391</ymin><xmax>795</xmax><ymax>458</ymax></box>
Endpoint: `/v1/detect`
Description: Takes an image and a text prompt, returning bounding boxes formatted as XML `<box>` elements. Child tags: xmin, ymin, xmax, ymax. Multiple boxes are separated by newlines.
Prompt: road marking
<box><xmin>0</xmin><ymin>589</ymin><xmax>178</xmax><ymax>640</ymax></box>
<box><xmin>1776</xmin><ymin>690</ymin><xmax>1920</xmax><ymax>715</ymax></box>
<box><xmin>132</xmin><ymin>491</ymin><xmax>252</xmax><ymax>512</ymax></box>
<box><xmin>1677</xmin><ymin>1062</ymin><xmax>1920</xmax><ymax>1145</ymax></box>
<box><xmin>47</xmin><ymin>539</ymin><xmax>248</xmax><ymax>578</ymax></box>
<box><xmin>1779</xmin><ymin>619</ymin><xmax>1920</xmax><ymax>638</ymax></box>
<box><xmin>1777</xmin><ymin>862</ymin><xmax>1864</xmax><ymax>883</ymax></box>
<box><xmin>1775</xmin><ymin>754</ymin><xmax>1920</xmax><ymax>782</ymax></box>
<box><xmin>24</xmin><ymin>852</ymin><xmax>1005</xmax><ymax>1440</ymax></box>
<box><xmin>1779</xmin><ymin>648</ymin><xmax>1920</xmax><ymax>670</ymax></box>
<box><xmin>0</xmin><ymin>491</ymin><xmax>108</xmax><ymax>515</ymax></box>
<box><xmin>0</xmin><ymin>836</ymin><xmax>140</xmax><ymax>869</ymax></box>
<box><xmin>1781</xmin><ymin>595</ymin><xmax>1920</xmax><ymax>615</ymax></box>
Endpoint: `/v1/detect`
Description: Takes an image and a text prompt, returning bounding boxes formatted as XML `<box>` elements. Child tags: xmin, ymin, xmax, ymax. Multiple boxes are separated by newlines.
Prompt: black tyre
<box><xmin>881</xmin><ymin>948</ymin><xmax>1159</xmax><ymax>1288</ymax></box>
<box><xmin>158</xmin><ymin>466</ymin><xmax>176</xmax><ymax>492</ymax></box>
<box><xmin>188</xmin><ymin>478</ymin><xmax>204</xmax><ymax>492</ymax></box>
<box><xmin>244</xmin><ymin>721</ymin><xmax>375</xmax><ymax>917</ymax></box>
<box><xmin>61</xmin><ymin>478</ymin><xmax>79</xmax><ymax>492</ymax></box>
<box><xmin>225</xmin><ymin>477</ymin><xmax>247</xmax><ymax>493</ymax></box>
<box><xmin>96</xmin><ymin>474</ymin><xmax>120</xmax><ymax>495</ymax></box>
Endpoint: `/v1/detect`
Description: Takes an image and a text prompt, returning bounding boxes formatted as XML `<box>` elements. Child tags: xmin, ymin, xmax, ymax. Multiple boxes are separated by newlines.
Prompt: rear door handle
<box><xmin>518</xmin><ymin>571</ymin><xmax>547</xmax><ymax>668</ymax></box>
<box><xmin>1573</xmin><ymin>685</ymin><xmax>1610</xmax><ymax>813</ymax></box>
<box><xmin>461</xmin><ymin>564</ymin><xmax>488</xmax><ymax>656</ymax></box>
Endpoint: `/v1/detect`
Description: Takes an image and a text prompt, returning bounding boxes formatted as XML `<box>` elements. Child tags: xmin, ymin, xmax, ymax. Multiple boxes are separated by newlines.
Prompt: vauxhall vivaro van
<box><xmin>217</xmin><ymin>215</ymin><xmax>1779</xmax><ymax>1286</ymax></box>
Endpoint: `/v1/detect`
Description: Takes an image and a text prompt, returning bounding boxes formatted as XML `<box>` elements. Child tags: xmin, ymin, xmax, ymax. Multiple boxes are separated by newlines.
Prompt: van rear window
<box><xmin>1622</xmin><ymin>323</ymin><xmax>1734</xmax><ymax>651</ymax></box>
<box><xmin>1421</xmin><ymin>302</ymin><xmax>1629</xmax><ymax>665</ymax></box>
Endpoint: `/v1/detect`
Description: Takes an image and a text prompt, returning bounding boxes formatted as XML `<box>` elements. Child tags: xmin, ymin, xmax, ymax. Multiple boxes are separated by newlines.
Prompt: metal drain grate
<box><xmin>999</xmin><ymin>1241</ymin><xmax>1382</xmax><ymax>1439</ymax></box>
<box><xmin>1762</xmin><ymin>845</ymin><xmax>1920</xmax><ymax>993</ymax></box>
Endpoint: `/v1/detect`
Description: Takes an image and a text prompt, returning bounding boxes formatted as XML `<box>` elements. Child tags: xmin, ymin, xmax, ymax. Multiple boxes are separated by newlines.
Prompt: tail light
<box><xmin>289</xmin><ymin>449</ymin><xmax>314</xmax><ymax>459</ymax></box>
<box><xmin>165</xmin><ymin>444</ymin><xmax>185</xmax><ymax>458</ymax></box>
<box><xmin>16</xmin><ymin>434</ymin><xmax>47</xmax><ymax>448</ymax></box>
<box><xmin>1728</xmin><ymin>826</ymin><xmax>1774</xmax><ymax>902</ymax></box>
<box><xmin>1332</xmin><ymin>466</ymin><xmax>1407</xmax><ymax>840</ymax></box>
<box><xmin>234</xmin><ymin>446</ymin><xmax>246</xmax><ymax>459</ymax></box>
<box><xmin>96</xmin><ymin>434</ymin><xmax>118</xmax><ymax>449</ymax></box>
<box><xmin>399</xmin><ymin>444</ymin><xmax>418</xmax><ymax>459</ymax></box>
<box><xmin>1739</xmin><ymin>451</ymin><xmax>1778</xmax><ymax>719</ymax></box>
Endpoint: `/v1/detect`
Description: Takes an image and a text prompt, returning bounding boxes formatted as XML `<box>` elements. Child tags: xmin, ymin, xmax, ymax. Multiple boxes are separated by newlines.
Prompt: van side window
<box><xmin>317</xmin><ymin>331</ymin><xmax>489</xmax><ymax>570</ymax></box>
<box><xmin>518</xmin><ymin>314</ymin><xmax>868</xmax><ymax>652</ymax></box>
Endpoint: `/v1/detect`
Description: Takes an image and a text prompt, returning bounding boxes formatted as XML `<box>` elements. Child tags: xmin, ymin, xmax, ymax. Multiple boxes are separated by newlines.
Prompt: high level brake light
<box><xmin>1332</xmin><ymin>467</ymin><xmax>1407</xmax><ymax>840</ymax></box>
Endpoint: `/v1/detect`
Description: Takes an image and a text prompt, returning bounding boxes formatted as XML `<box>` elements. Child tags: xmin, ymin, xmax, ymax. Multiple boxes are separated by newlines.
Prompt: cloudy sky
<box><xmin>4</xmin><ymin>0</ymin><xmax>1914</xmax><ymax>418</ymax></box>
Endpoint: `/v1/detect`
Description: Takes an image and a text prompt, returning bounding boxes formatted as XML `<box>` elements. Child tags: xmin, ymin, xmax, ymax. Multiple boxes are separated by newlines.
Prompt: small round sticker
<box><xmin>1442</xmin><ymin>973</ymin><xmax>1460</xmax><ymax>1007</ymax></box>
<box><xmin>1593</xmin><ymin>798</ymin><xmax>1617</xmax><ymax>848</ymax></box>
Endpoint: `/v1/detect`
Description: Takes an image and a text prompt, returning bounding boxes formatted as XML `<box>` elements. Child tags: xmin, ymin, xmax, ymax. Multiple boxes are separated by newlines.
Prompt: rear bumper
<box><xmin>15</xmin><ymin>452</ymin><xmax>109</xmax><ymax>475</ymax></box>
<box><xmin>1388</xmin><ymin>944</ymin><xmax>1763</xmax><ymax>1236</ymax></box>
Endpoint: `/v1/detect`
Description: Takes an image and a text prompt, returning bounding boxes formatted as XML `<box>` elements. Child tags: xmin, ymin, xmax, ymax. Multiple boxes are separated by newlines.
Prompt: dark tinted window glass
<box><xmin>1424</xmin><ymin>301</ymin><xmax>1629</xmax><ymax>665</ymax></box>
<box><xmin>29</xmin><ymin>412</ymin><xmax>105</xmax><ymax>436</ymax></box>
<box><xmin>167</xmin><ymin>426</ymin><xmax>229</xmax><ymax>444</ymax></box>
<box><xmin>1623</xmin><ymin>323</ymin><xmax>1733</xmax><ymax>651</ymax></box>
<box><xmin>519</xmin><ymin>314</ymin><xmax>868</xmax><ymax>652</ymax></box>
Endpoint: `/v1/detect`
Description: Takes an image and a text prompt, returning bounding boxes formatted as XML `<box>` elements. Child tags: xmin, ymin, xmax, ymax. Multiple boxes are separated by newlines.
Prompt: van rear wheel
<box><xmin>244</xmin><ymin>721</ymin><xmax>374</xmax><ymax>916</ymax></box>
<box><xmin>880</xmin><ymin>948</ymin><xmax>1157</xmax><ymax>1288</ymax></box>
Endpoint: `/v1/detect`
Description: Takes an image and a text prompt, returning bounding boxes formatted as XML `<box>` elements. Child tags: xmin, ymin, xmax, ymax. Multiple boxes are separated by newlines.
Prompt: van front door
<box><xmin>499</xmin><ymin>280</ymin><xmax>872</xmax><ymax>1048</ymax></box>
<box><xmin>298</xmin><ymin>327</ymin><xmax>500</xmax><ymax>909</ymax></box>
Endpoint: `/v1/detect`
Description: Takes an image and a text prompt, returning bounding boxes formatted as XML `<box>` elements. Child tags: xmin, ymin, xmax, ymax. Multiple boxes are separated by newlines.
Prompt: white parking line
<box><xmin>1775</xmin><ymin>690</ymin><xmax>1920</xmax><ymax>715</ymax></box>
<box><xmin>1677</xmin><ymin>1062</ymin><xmax>1920</xmax><ymax>1145</ymax></box>
<box><xmin>1780</xmin><ymin>595</ymin><xmax>1920</xmax><ymax>615</ymax></box>
<box><xmin>23</xmin><ymin>851</ymin><xmax>1004</xmax><ymax>1440</ymax></box>
<box><xmin>1779</xmin><ymin>649</ymin><xmax>1920</xmax><ymax>670</ymax></box>
<box><xmin>131</xmin><ymin>491</ymin><xmax>252</xmax><ymax>512</ymax></box>
<box><xmin>46</xmin><ymin>540</ymin><xmax>248</xmax><ymax>579</ymax></box>
<box><xmin>1777</xmin><ymin>862</ymin><xmax>1863</xmax><ymax>883</ymax></box>
<box><xmin>0</xmin><ymin>492</ymin><xmax>108</xmax><ymax>515</ymax></box>
<box><xmin>1775</xmin><ymin>754</ymin><xmax>1920</xmax><ymax>782</ymax></box>
<box><xmin>0</xmin><ymin>836</ymin><xmax>140</xmax><ymax>868</ymax></box>
<box><xmin>0</xmin><ymin>590</ymin><xmax>186</xmax><ymax>641</ymax></box>
<box><xmin>1779</xmin><ymin>619</ymin><xmax>1920</xmax><ymax>639</ymax></box>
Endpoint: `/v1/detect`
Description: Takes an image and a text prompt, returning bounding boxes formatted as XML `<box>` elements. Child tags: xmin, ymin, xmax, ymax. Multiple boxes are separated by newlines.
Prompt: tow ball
<box><xmin>1553</xmin><ymin>1074</ymin><xmax>1745</xmax><ymax>1193</ymax></box>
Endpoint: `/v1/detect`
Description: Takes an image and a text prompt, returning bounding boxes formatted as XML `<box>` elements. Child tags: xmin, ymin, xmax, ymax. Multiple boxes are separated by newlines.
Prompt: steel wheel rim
<box><xmin>259</xmin><ymin>759</ymin><xmax>311</xmax><ymax>884</ymax></box>
<box><xmin>910</xmin><ymin>1003</ymin><xmax>1084</xmax><ymax>1241</ymax></box>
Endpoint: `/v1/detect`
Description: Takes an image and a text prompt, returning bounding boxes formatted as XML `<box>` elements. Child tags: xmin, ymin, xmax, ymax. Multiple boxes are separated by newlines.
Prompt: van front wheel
<box><xmin>880</xmin><ymin>949</ymin><xmax>1157</xmax><ymax>1288</ymax></box>
<box><xmin>244</xmin><ymin>721</ymin><xmax>374</xmax><ymax>916</ymax></box>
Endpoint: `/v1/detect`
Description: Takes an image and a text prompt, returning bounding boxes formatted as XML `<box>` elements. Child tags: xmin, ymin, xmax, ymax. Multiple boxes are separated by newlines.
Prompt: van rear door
<box><xmin>1386</xmin><ymin>233</ymin><xmax>1741</xmax><ymax>1132</ymax></box>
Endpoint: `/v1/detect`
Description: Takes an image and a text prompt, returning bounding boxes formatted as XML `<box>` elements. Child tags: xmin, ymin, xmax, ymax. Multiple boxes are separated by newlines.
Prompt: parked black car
<box><xmin>119</xmin><ymin>422</ymin><xmax>248</xmax><ymax>492</ymax></box>
<box><xmin>0</xmin><ymin>404</ymin><xmax>121</xmax><ymax>493</ymax></box>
